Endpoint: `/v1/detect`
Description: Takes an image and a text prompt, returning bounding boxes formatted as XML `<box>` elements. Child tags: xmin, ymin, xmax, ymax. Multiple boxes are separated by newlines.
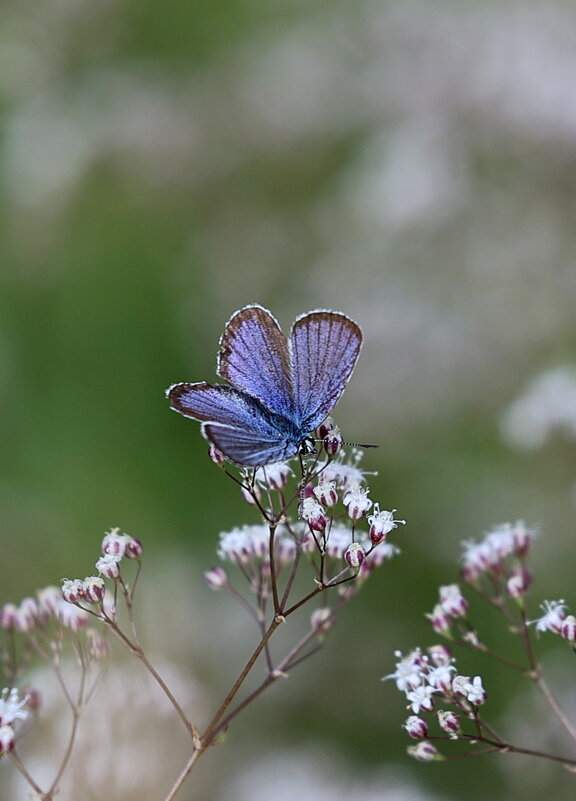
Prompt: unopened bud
<box><xmin>204</xmin><ymin>567</ymin><xmax>229</xmax><ymax>590</ymax></box>
<box><xmin>209</xmin><ymin>444</ymin><xmax>225</xmax><ymax>465</ymax></box>
<box><xmin>102</xmin><ymin>528</ymin><xmax>126</xmax><ymax>556</ymax></box>
<box><xmin>95</xmin><ymin>554</ymin><xmax>121</xmax><ymax>580</ymax></box>
<box><xmin>87</xmin><ymin>629</ymin><xmax>111</xmax><ymax>660</ymax></box>
<box><xmin>15</xmin><ymin>598</ymin><xmax>38</xmax><ymax>632</ymax></box>
<box><xmin>317</xmin><ymin>417</ymin><xmax>335</xmax><ymax>440</ymax></box>
<box><xmin>310</xmin><ymin>607</ymin><xmax>333</xmax><ymax>634</ymax></box>
<box><xmin>300</xmin><ymin>497</ymin><xmax>327</xmax><ymax>532</ymax></box>
<box><xmin>561</xmin><ymin>615</ymin><xmax>576</xmax><ymax>642</ymax></box>
<box><xmin>345</xmin><ymin>542</ymin><xmax>366</xmax><ymax>569</ymax></box>
<box><xmin>0</xmin><ymin>604</ymin><xmax>18</xmax><ymax>630</ymax></box>
<box><xmin>506</xmin><ymin>568</ymin><xmax>532</xmax><ymax>600</ymax></box>
<box><xmin>314</xmin><ymin>480</ymin><xmax>338</xmax><ymax>507</ymax></box>
<box><xmin>82</xmin><ymin>577</ymin><xmax>106</xmax><ymax>604</ymax></box>
<box><xmin>37</xmin><ymin>586</ymin><xmax>62</xmax><ymax>617</ymax></box>
<box><xmin>61</xmin><ymin>579</ymin><xmax>84</xmax><ymax>604</ymax></box>
<box><xmin>407</xmin><ymin>741</ymin><xmax>442</xmax><ymax>762</ymax></box>
<box><xmin>241</xmin><ymin>484</ymin><xmax>261</xmax><ymax>505</ymax></box>
<box><xmin>324</xmin><ymin>429</ymin><xmax>343</xmax><ymax>457</ymax></box>
<box><xmin>427</xmin><ymin>644</ymin><xmax>453</xmax><ymax>666</ymax></box>
<box><xmin>427</xmin><ymin>604</ymin><xmax>452</xmax><ymax>636</ymax></box>
<box><xmin>124</xmin><ymin>536</ymin><xmax>143</xmax><ymax>559</ymax></box>
<box><xmin>403</xmin><ymin>715</ymin><xmax>428</xmax><ymax>739</ymax></box>
<box><xmin>437</xmin><ymin>710</ymin><xmax>461</xmax><ymax>737</ymax></box>
<box><xmin>438</xmin><ymin>584</ymin><xmax>468</xmax><ymax>618</ymax></box>
<box><xmin>0</xmin><ymin>725</ymin><xmax>15</xmax><ymax>753</ymax></box>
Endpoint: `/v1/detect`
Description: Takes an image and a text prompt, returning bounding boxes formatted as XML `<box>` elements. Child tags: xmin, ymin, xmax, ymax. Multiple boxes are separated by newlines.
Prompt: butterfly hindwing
<box><xmin>202</xmin><ymin>423</ymin><xmax>298</xmax><ymax>467</ymax></box>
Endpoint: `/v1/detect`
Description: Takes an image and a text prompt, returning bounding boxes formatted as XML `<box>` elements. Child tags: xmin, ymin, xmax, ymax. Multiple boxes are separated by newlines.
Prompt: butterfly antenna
<box><xmin>313</xmin><ymin>439</ymin><xmax>379</xmax><ymax>450</ymax></box>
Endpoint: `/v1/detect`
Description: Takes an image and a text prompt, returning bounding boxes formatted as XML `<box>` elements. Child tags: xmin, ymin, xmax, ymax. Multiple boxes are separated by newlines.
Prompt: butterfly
<box><xmin>166</xmin><ymin>304</ymin><xmax>362</xmax><ymax>467</ymax></box>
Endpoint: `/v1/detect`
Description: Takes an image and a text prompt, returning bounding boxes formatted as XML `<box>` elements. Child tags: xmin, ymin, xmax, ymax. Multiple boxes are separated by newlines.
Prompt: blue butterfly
<box><xmin>166</xmin><ymin>304</ymin><xmax>362</xmax><ymax>467</ymax></box>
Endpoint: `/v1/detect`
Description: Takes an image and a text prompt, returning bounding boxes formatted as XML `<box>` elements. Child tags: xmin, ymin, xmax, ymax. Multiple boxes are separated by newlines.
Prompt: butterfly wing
<box><xmin>290</xmin><ymin>311</ymin><xmax>362</xmax><ymax>433</ymax></box>
<box><xmin>217</xmin><ymin>305</ymin><xmax>295</xmax><ymax>419</ymax></box>
<box><xmin>202</xmin><ymin>423</ymin><xmax>298</xmax><ymax>466</ymax></box>
<box><xmin>166</xmin><ymin>382</ymin><xmax>297</xmax><ymax>466</ymax></box>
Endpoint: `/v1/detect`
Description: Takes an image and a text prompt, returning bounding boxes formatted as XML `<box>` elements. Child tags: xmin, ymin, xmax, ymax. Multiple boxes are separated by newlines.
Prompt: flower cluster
<box><xmin>207</xmin><ymin>432</ymin><xmax>404</xmax><ymax>609</ymax></box>
<box><xmin>61</xmin><ymin>528</ymin><xmax>143</xmax><ymax>614</ymax></box>
<box><xmin>0</xmin><ymin>687</ymin><xmax>30</xmax><ymax>753</ymax></box>
<box><xmin>387</xmin><ymin>520</ymin><xmax>576</xmax><ymax>771</ymax></box>
<box><xmin>385</xmin><ymin>645</ymin><xmax>487</xmax><ymax>761</ymax></box>
<box><xmin>460</xmin><ymin>520</ymin><xmax>535</xmax><ymax>588</ymax></box>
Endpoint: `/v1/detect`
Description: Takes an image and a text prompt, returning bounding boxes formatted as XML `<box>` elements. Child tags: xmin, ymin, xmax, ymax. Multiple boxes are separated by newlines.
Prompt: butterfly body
<box><xmin>167</xmin><ymin>304</ymin><xmax>362</xmax><ymax>467</ymax></box>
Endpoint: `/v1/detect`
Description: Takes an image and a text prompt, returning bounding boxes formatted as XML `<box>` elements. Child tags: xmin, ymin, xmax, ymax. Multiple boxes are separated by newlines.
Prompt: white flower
<box><xmin>463</xmin><ymin>676</ymin><xmax>487</xmax><ymax>705</ymax></box>
<box><xmin>0</xmin><ymin>688</ymin><xmax>29</xmax><ymax>725</ymax></box>
<box><xmin>530</xmin><ymin>600</ymin><xmax>568</xmax><ymax>634</ymax></box>
<box><xmin>406</xmin><ymin>684</ymin><xmax>437</xmax><ymax>714</ymax></box>
<box><xmin>382</xmin><ymin>649</ymin><xmax>427</xmax><ymax>692</ymax></box>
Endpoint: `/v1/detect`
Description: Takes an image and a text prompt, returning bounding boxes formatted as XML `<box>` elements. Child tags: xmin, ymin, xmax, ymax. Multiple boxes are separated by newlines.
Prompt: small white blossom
<box><xmin>343</xmin><ymin>484</ymin><xmax>372</xmax><ymax>520</ymax></box>
<box><xmin>530</xmin><ymin>600</ymin><xmax>568</xmax><ymax>634</ymax></box>
<box><xmin>463</xmin><ymin>676</ymin><xmax>487</xmax><ymax>705</ymax></box>
<box><xmin>406</xmin><ymin>684</ymin><xmax>437</xmax><ymax>714</ymax></box>
<box><xmin>382</xmin><ymin>649</ymin><xmax>427</xmax><ymax>692</ymax></box>
<box><xmin>0</xmin><ymin>688</ymin><xmax>29</xmax><ymax>725</ymax></box>
<box><xmin>368</xmin><ymin>505</ymin><xmax>405</xmax><ymax>543</ymax></box>
<box><xmin>255</xmin><ymin>461</ymin><xmax>293</xmax><ymax>490</ymax></box>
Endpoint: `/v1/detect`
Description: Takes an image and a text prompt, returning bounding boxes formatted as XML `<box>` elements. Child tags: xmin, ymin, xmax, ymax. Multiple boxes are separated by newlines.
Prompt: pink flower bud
<box><xmin>345</xmin><ymin>543</ymin><xmax>366</xmax><ymax>569</ymax></box>
<box><xmin>506</xmin><ymin>568</ymin><xmax>532</xmax><ymax>600</ymax></box>
<box><xmin>438</xmin><ymin>584</ymin><xmax>468</xmax><ymax>618</ymax></box>
<box><xmin>407</xmin><ymin>741</ymin><xmax>441</xmax><ymax>762</ymax></box>
<box><xmin>82</xmin><ymin>577</ymin><xmax>106</xmax><ymax>604</ymax></box>
<box><xmin>300</xmin><ymin>497</ymin><xmax>327</xmax><ymax>532</ymax></box>
<box><xmin>317</xmin><ymin>417</ymin><xmax>335</xmax><ymax>440</ymax></box>
<box><xmin>241</xmin><ymin>484</ymin><xmax>261</xmax><ymax>505</ymax></box>
<box><xmin>324</xmin><ymin>429</ymin><xmax>343</xmax><ymax>457</ymax></box>
<box><xmin>511</xmin><ymin>521</ymin><xmax>534</xmax><ymax>556</ymax></box>
<box><xmin>427</xmin><ymin>604</ymin><xmax>452</xmax><ymax>636</ymax></box>
<box><xmin>256</xmin><ymin>462</ymin><xmax>292</xmax><ymax>490</ymax></box>
<box><xmin>58</xmin><ymin>601</ymin><xmax>89</xmax><ymax>631</ymax></box>
<box><xmin>0</xmin><ymin>604</ymin><xmax>19</xmax><ymax>630</ymax></box>
<box><xmin>102</xmin><ymin>528</ymin><xmax>126</xmax><ymax>556</ymax></box>
<box><xmin>61</xmin><ymin>579</ymin><xmax>84</xmax><ymax>604</ymax></box>
<box><xmin>36</xmin><ymin>586</ymin><xmax>62</xmax><ymax>617</ymax></box>
<box><xmin>15</xmin><ymin>598</ymin><xmax>38</xmax><ymax>632</ymax></box>
<box><xmin>314</xmin><ymin>481</ymin><xmax>338</xmax><ymax>507</ymax></box>
<box><xmin>403</xmin><ymin>715</ymin><xmax>428</xmax><ymax>739</ymax></box>
<box><xmin>310</xmin><ymin>607</ymin><xmax>333</xmax><ymax>634</ymax></box>
<box><xmin>96</xmin><ymin>554</ymin><xmax>121</xmax><ymax>580</ymax></box>
<box><xmin>204</xmin><ymin>567</ymin><xmax>229</xmax><ymax>590</ymax></box>
<box><xmin>87</xmin><ymin>630</ymin><xmax>111</xmax><ymax>660</ymax></box>
<box><xmin>23</xmin><ymin>688</ymin><xmax>41</xmax><ymax>712</ymax></box>
<box><xmin>209</xmin><ymin>444</ymin><xmax>225</xmax><ymax>465</ymax></box>
<box><xmin>124</xmin><ymin>536</ymin><xmax>143</xmax><ymax>559</ymax></box>
<box><xmin>0</xmin><ymin>725</ymin><xmax>15</xmax><ymax>753</ymax></box>
<box><xmin>427</xmin><ymin>644</ymin><xmax>453</xmax><ymax>666</ymax></box>
<box><xmin>437</xmin><ymin>710</ymin><xmax>461</xmax><ymax>736</ymax></box>
<box><xmin>561</xmin><ymin>615</ymin><xmax>576</xmax><ymax>642</ymax></box>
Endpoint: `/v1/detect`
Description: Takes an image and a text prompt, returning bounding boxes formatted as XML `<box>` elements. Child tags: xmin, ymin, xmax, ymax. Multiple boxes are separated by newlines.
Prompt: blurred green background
<box><xmin>2</xmin><ymin>0</ymin><xmax>576</xmax><ymax>799</ymax></box>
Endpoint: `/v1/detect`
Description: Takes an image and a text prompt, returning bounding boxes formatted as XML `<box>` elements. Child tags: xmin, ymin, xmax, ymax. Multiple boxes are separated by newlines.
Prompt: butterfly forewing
<box><xmin>290</xmin><ymin>311</ymin><xmax>362</xmax><ymax>433</ymax></box>
<box><xmin>217</xmin><ymin>305</ymin><xmax>294</xmax><ymax>419</ymax></box>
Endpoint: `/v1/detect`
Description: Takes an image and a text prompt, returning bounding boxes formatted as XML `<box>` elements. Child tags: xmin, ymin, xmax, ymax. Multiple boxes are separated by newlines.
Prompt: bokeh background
<box><xmin>2</xmin><ymin>0</ymin><xmax>576</xmax><ymax>799</ymax></box>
